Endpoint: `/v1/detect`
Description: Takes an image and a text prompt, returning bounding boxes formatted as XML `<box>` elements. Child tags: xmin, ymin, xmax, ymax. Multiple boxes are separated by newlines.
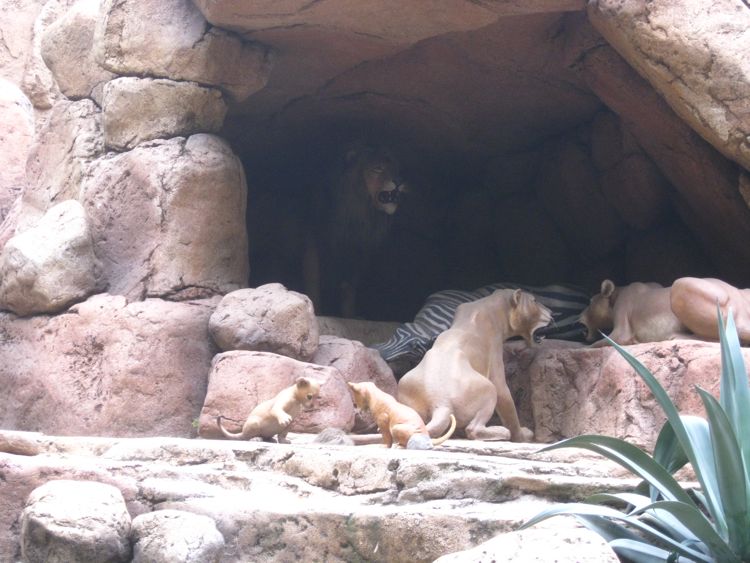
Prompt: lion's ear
<box><xmin>295</xmin><ymin>377</ymin><xmax>311</xmax><ymax>388</ymax></box>
<box><xmin>601</xmin><ymin>279</ymin><xmax>615</xmax><ymax>297</ymax></box>
<box><xmin>511</xmin><ymin>289</ymin><xmax>522</xmax><ymax>307</ymax></box>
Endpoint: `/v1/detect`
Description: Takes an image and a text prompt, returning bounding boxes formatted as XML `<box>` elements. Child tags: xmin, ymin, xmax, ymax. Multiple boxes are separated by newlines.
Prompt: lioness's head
<box><xmin>345</xmin><ymin>144</ymin><xmax>407</xmax><ymax>216</ymax></box>
<box><xmin>579</xmin><ymin>279</ymin><xmax>617</xmax><ymax>342</ymax></box>
<box><xmin>293</xmin><ymin>377</ymin><xmax>321</xmax><ymax>410</ymax></box>
<box><xmin>508</xmin><ymin>289</ymin><xmax>553</xmax><ymax>346</ymax></box>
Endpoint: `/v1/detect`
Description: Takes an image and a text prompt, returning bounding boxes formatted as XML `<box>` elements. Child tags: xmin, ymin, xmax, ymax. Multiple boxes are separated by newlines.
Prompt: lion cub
<box><xmin>347</xmin><ymin>381</ymin><xmax>456</xmax><ymax>450</ymax></box>
<box><xmin>216</xmin><ymin>377</ymin><xmax>321</xmax><ymax>444</ymax></box>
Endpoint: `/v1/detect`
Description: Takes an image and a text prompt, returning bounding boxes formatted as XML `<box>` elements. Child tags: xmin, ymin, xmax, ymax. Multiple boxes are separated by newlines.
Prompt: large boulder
<box><xmin>573</xmin><ymin>29</ymin><xmax>750</xmax><ymax>283</ymax></box>
<box><xmin>197</xmin><ymin>350</ymin><xmax>355</xmax><ymax>438</ymax></box>
<box><xmin>21</xmin><ymin>480</ymin><xmax>131</xmax><ymax>563</ymax></box>
<box><xmin>312</xmin><ymin>335</ymin><xmax>397</xmax><ymax>431</ymax></box>
<box><xmin>131</xmin><ymin>510</ymin><xmax>224</xmax><ymax>563</ymax></box>
<box><xmin>101</xmin><ymin>77</ymin><xmax>227</xmax><ymax>150</ymax></box>
<box><xmin>0</xmin><ymin>79</ymin><xmax>34</xmax><ymax>224</ymax></box>
<box><xmin>588</xmin><ymin>0</ymin><xmax>750</xmax><ymax>172</ymax></box>
<box><xmin>0</xmin><ymin>293</ymin><xmax>219</xmax><ymax>437</ymax></box>
<box><xmin>590</xmin><ymin>110</ymin><xmax>670</xmax><ymax>231</ymax></box>
<box><xmin>522</xmin><ymin>339</ymin><xmax>750</xmax><ymax>448</ymax></box>
<box><xmin>81</xmin><ymin>134</ymin><xmax>248</xmax><ymax>300</ymax></box>
<box><xmin>40</xmin><ymin>0</ymin><xmax>116</xmax><ymax>100</ymax></box>
<box><xmin>23</xmin><ymin>98</ymin><xmax>103</xmax><ymax>228</ymax></box>
<box><xmin>94</xmin><ymin>0</ymin><xmax>271</xmax><ymax>101</ymax></box>
<box><xmin>209</xmin><ymin>284</ymin><xmax>319</xmax><ymax>361</ymax></box>
<box><xmin>0</xmin><ymin>200</ymin><xmax>104</xmax><ymax>316</ymax></box>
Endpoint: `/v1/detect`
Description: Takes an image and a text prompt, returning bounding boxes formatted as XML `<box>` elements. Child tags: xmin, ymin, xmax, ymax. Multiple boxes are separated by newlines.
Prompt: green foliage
<box><xmin>521</xmin><ymin>309</ymin><xmax>750</xmax><ymax>562</ymax></box>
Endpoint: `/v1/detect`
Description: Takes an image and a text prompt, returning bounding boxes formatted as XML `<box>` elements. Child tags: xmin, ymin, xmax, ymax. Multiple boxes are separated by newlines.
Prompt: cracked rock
<box><xmin>209</xmin><ymin>283</ymin><xmax>319</xmax><ymax>360</ymax></box>
<box><xmin>0</xmin><ymin>200</ymin><xmax>105</xmax><ymax>316</ymax></box>
<box><xmin>102</xmin><ymin>77</ymin><xmax>227</xmax><ymax>151</ymax></box>
<box><xmin>131</xmin><ymin>509</ymin><xmax>224</xmax><ymax>563</ymax></box>
<box><xmin>21</xmin><ymin>479</ymin><xmax>132</xmax><ymax>563</ymax></box>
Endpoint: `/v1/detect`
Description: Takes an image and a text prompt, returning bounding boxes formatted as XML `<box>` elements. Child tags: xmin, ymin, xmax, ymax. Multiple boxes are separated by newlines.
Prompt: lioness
<box><xmin>216</xmin><ymin>377</ymin><xmax>320</xmax><ymax>443</ymax></box>
<box><xmin>670</xmin><ymin>277</ymin><xmax>750</xmax><ymax>344</ymax></box>
<box><xmin>397</xmin><ymin>289</ymin><xmax>552</xmax><ymax>443</ymax></box>
<box><xmin>347</xmin><ymin>381</ymin><xmax>456</xmax><ymax>449</ymax></box>
<box><xmin>580</xmin><ymin>279</ymin><xmax>690</xmax><ymax>347</ymax></box>
<box><xmin>304</xmin><ymin>142</ymin><xmax>407</xmax><ymax>318</ymax></box>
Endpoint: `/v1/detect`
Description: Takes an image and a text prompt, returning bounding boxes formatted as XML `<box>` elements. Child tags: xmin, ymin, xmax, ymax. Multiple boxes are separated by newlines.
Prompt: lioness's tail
<box><xmin>216</xmin><ymin>415</ymin><xmax>244</xmax><ymax>440</ymax></box>
<box><xmin>431</xmin><ymin>414</ymin><xmax>456</xmax><ymax>446</ymax></box>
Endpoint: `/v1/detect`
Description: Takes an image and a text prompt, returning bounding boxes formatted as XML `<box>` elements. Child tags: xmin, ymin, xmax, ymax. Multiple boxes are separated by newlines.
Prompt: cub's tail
<box><xmin>216</xmin><ymin>415</ymin><xmax>244</xmax><ymax>439</ymax></box>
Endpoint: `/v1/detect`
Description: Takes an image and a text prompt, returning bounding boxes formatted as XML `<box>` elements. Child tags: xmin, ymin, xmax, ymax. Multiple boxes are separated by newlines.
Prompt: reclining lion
<box><xmin>397</xmin><ymin>289</ymin><xmax>552</xmax><ymax>443</ymax></box>
<box><xmin>670</xmin><ymin>277</ymin><xmax>750</xmax><ymax>344</ymax></box>
<box><xmin>579</xmin><ymin>279</ymin><xmax>690</xmax><ymax>347</ymax></box>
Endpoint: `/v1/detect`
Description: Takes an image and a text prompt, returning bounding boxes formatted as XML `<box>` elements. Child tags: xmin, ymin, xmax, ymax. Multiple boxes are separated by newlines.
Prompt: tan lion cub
<box><xmin>216</xmin><ymin>377</ymin><xmax>321</xmax><ymax>444</ymax></box>
<box><xmin>347</xmin><ymin>381</ymin><xmax>456</xmax><ymax>449</ymax></box>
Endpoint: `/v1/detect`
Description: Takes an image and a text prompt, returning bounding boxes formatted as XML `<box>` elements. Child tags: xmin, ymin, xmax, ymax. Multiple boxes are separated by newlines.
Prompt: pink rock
<box><xmin>0</xmin><ymin>293</ymin><xmax>219</xmax><ymax>437</ymax></box>
<box><xmin>313</xmin><ymin>335</ymin><xmax>397</xmax><ymax>431</ymax></box>
<box><xmin>518</xmin><ymin>339</ymin><xmax>750</xmax><ymax>448</ymax></box>
<box><xmin>209</xmin><ymin>284</ymin><xmax>319</xmax><ymax>361</ymax></box>
<box><xmin>198</xmin><ymin>351</ymin><xmax>355</xmax><ymax>439</ymax></box>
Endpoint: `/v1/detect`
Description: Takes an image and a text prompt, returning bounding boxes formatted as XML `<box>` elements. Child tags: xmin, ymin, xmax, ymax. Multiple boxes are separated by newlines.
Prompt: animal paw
<box><xmin>517</xmin><ymin>427</ymin><xmax>535</xmax><ymax>442</ymax></box>
<box><xmin>277</xmin><ymin>413</ymin><xmax>293</xmax><ymax>426</ymax></box>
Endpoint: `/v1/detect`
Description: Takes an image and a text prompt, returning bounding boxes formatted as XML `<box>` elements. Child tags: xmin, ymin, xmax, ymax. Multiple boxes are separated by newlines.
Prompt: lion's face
<box><xmin>359</xmin><ymin>149</ymin><xmax>407</xmax><ymax>216</ymax></box>
<box><xmin>579</xmin><ymin>280</ymin><xmax>616</xmax><ymax>342</ymax></box>
<box><xmin>509</xmin><ymin>290</ymin><xmax>554</xmax><ymax>346</ymax></box>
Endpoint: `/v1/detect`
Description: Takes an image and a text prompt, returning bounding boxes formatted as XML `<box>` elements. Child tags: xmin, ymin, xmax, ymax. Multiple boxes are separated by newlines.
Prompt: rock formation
<box><xmin>0</xmin><ymin>0</ymin><xmax>749</xmax><ymax>560</ymax></box>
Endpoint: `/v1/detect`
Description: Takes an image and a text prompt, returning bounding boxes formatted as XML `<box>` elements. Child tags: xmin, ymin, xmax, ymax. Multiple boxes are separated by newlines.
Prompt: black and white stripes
<box><xmin>372</xmin><ymin>283</ymin><xmax>590</xmax><ymax>363</ymax></box>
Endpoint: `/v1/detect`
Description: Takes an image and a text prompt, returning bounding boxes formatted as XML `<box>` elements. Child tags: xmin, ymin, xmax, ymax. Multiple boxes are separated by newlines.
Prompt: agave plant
<box><xmin>521</xmin><ymin>309</ymin><xmax>750</xmax><ymax>562</ymax></box>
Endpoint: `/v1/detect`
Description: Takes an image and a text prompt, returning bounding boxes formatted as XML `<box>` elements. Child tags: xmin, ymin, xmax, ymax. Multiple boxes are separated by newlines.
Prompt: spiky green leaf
<box><xmin>540</xmin><ymin>434</ymin><xmax>694</xmax><ymax>505</ymax></box>
<box><xmin>697</xmin><ymin>387</ymin><xmax>750</xmax><ymax>558</ymax></box>
<box><xmin>631</xmin><ymin>501</ymin><xmax>739</xmax><ymax>563</ymax></box>
<box><xmin>608</xmin><ymin>538</ymin><xmax>679</xmax><ymax>563</ymax></box>
<box><xmin>607</xmin><ymin>338</ymin><xmax>728</xmax><ymax>535</ymax></box>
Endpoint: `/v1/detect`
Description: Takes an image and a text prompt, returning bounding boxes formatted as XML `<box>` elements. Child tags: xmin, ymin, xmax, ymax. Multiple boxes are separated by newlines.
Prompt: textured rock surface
<box><xmin>317</xmin><ymin>316</ymin><xmax>401</xmax><ymax>346</ymax></box>
<box><xmin>81</xmin><ymin>134</ymin><xmax>248</xmax><ymax>300</ymax></box>
<box><xmin>0</xmin><ymin>432</ymin><xmax>629</xmax><ymax>562</ymax></box>
<box><xmin>588</xmin><ymin>0</ymin><xmax>750</xmax><ymax>172</ymax></box>
<box><xmin>22</xmin><ymin>98</ymin><xmax>103</xmax><ymax>228</ymax></box>
<box><xmin>435</xmin><ymin>526</ymin><xmax>618</xmax><ymax>562</ymax></box>
<box><xmin>0</xmin><ymin>200</ymin><xmax>104</xmax><ymax>316</ymax></box>
<box><xmin>40</xmin><ymin>0</ymin><xmax>115</xmax><ymax>100</ymax></box>
<box><xmin>21</xmin><ymin>479</ymin><xmax>131</xmax><ymax>563</ymax></box>
<box><xmin>131</xmin><ymin>510</ymin><xmax>224</xmax><ymax>563</ymax></box>
<box><xmin>312</xmin><ymin>335</ymin><xmax>397</xmax><ymax>431</ymax></box>
<box><xmin>574</xmin><ymin>33</ymin><xmax>750</xmax><ymax>283</ymax></box>
<box><xmin>94</xmin><ymin>0</ymin><xmax>271</xmax><ymax>101</ymax></box>
<box><xmin>523</xmin><ymin>339</ymin><xmax>750</xmax><ymax>448</ymax></box>
<box><xmin>209</xmin><ymin>284</ymin><xmax>319</xmax><ymax>360</ymax></box>
<box><xmin>0</xmin><ymin>78</ymin><xmax>34</xmax><ymax>224</ymax></box>
<box><xmin>0</xmin><ymin>294</ymin><xmax>219</xmax><ymax>437</ymax></box>
<box><xmin>198</xmin><ymin>350</ymin><xmax>355</xmax><ymax>438</ymax></box>
<box><xmin>101</xmin><ymin>77</ymin><xmax>227</xmax><ymax>150</ymax></box>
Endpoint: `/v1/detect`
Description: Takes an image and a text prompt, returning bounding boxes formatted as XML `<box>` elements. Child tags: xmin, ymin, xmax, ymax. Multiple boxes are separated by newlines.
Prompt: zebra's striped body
<box><xmin>372</xmin><ymin>283</ymin><xmax>590</xmax><ymax>364</ymax></box>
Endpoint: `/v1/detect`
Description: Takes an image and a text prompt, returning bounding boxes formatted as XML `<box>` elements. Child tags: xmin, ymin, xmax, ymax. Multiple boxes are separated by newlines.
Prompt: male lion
<box><xmin>304</xmin><ymin>142</ymin><xmax>407</xmax><ymax>318</ymax></box>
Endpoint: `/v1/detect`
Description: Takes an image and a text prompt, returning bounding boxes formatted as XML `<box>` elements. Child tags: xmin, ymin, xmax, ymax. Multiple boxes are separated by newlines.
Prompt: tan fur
<box><xmin>303</xmin><ymin>143</ymin><xmax>407</xmax><ymax>317</ymax></box>
<box><xmin>580</xmin><ymin>279</ymin><xmax>690</xmax><ymax>347</ymax></box>
<box><xmin>347</xmin><ymin>381</ymin><xmax>456</xmax><ymax>449</ymax></box>
<box><xmin>216</xmin><ymin>377</ymin><xmax>321</xmax><ymax>444</ymax></box>
<box><xmin>397</xmin><ymin>289</ymin><xmax>552</xmax><ymax>443</ymax></box>
<box><xmin>670</xmin><ymin>277</ymin><xmax>750</xmax><ymax>344</ymax></box>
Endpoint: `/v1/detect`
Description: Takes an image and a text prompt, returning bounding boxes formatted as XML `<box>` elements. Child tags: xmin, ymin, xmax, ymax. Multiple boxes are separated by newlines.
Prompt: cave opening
<box><xmin>216</xmin><ymin>10</ymin><xmax>720</xmax><ymax>322</ymax></box>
